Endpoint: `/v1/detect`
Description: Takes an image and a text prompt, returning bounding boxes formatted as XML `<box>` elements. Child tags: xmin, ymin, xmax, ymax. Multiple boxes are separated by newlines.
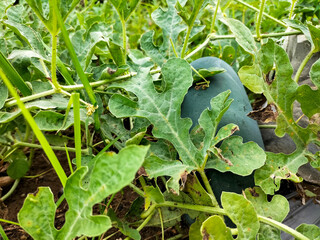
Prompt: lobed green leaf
<box><xmin>19</xmin><ymin>145</ymin><xmax>149</xmax><ymax>239</ymax></box>
<box><xmin>200</xmin><ymin>215</ymin><xmax>233</xmax><ymax>240</ymax></box>
<box><xmin>244</xmin><ymin>187</ymin><xmax>289</xmax><ymax>239</ymax></box>
<box><xmin>296</xmin><ymin>85</ymin><xmax>320</xmax><ymax>119</ymax></box>
<box><xmin>221</xmin><ymin>18</ymin><xmax>257</xmax><ymax>55</ymax></box>
<box><xmin>206</xmin><ymin>136</ymin><xmax>266</xmax><ymax>176</ymax></box>
<box><xmin>254</xmin><ymin>151</ymin><xmax>307</xmax><ymax>194</ymax></box>
<box><xmin>221</xmin><ymin>192</ymin><xmax>260</xmax><ymax>240</ymax></box>
<box><xmin>109</xmin><ymin>58</ymin><xmax>201</xmax><ymax>168</ymax></box>
<box><xmin>310</xmin><ymin>58</ymin><xmax>320</xmax><ymax>88</ymax></box>
<box><xmin>296</xmin><ymin>224</ymin><xmax>320</xmax><ymax>240</ymax></box>
<box><xmin>109</xmin><ymin>0</ymin><xmax>140</xmax><ymax>22</ymax></box>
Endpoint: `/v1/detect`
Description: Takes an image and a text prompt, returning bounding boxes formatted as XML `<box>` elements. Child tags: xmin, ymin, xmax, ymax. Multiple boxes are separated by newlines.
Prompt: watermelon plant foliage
<box><xmin>0</xmin><ymin>0</ymin><xmax>319</xmax><ymax>239</ymax></box>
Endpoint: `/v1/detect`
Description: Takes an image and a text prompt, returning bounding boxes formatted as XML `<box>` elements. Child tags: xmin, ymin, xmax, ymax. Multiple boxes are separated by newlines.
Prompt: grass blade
<box><xmin>72</xmin><ymin>92</ymin><xmax>82</xmax><ymax>169</ymax></box>
<box><xmin>53</xmin><ymin>3</ymin><xmax>96</xmax><ymax>107</ymax></box>
<box><xmin>0</xmin><ymin>69</ymin><xmax>67</xmax><ymax>187</ymax></box>
<box><xmin>0</xmin><ymin>51</ymin><xmax>32</xmax><ymax>96</ymax></box>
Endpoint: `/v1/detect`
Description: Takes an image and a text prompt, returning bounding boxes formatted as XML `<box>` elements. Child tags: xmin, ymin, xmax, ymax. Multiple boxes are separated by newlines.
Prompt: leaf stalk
<box><xmin>233</xmin><ymin>0</ymin><xmax>287</xmax><ymax>28</ymax></box>
<box><xmin>72</xmin><ymin>93</ymin><xmax>82</xmax><ymax>169</ymax></box>
<box><xmin>294</xmin><ymin>49</ymin><xmax>315</xmax><ymax>83</ymax></box>
<box><xmin>13</xmin><ymin>141</ymin><xmax>88</xmax><ymax>154</ymax></box>
<box><xmin>210</xmin><ymin>0</ymin><xmax>221</xmax><ymax>33</ymax></box>
<box><xmin>255</xmin><ymin>0</ymin><xmax>266</xmax><ymax>40</ymax></box>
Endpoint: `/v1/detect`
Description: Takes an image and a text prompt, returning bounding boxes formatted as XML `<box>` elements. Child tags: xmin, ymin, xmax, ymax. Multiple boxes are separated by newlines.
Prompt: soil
<box><xmin>0</xmin><ymin>148</ymin><xmax>185</xmax><ymax>240</ymax></box>
<box><xmin>0</xmin><ymin>149</ymin><xmax>70</xmax><ymax>239</ymax></box>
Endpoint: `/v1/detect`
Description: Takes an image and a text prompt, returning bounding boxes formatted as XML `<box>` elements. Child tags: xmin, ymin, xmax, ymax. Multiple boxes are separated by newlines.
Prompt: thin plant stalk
<box><xmin>289</xmin><ymin>0</ymin><xmax>297</xmax><ymax>19</ymax></box>
<box><xmin>184</xmin><ymin>30</ymin><xmax>301</xmax><ymax>60</ymax></box>
<box><xmin>55</xmin><ymin>193</ymin><xmax>65</xmax><ymax>208</ymax></box>
<box><xmin>0</xmin><ymin>69</ymin><xmax>68</xmax><ymax>187</ymax></box>
<box><xmin>52</xmin><ymin>3</ymin><xmax>97</xmax><ymax>108</ymax></box>
<box><xmin>258</xmin><ymin>216</ymin><xmax>309</xmax><ymax>240</ymax></box>
<box><xmin>65</xmin><ymin>143</ymin><xmax>74</xmax><ymax>174</ymax></box>
<box><xmin>157</xmin><ymin>201</ymin><xmax>309</xmax><ymax>240</ymax></box>
<box><xmin>72</xmin><ymin>92</ymin><xmax>82</xmax><ymax>169</ymax></box>
<box><xmin>158</xmin><ymin>208</ymin><xmax>165</xmax><ymax>240</ymax></box>
<box><xmin>294</xmin><ymin>49</ymin><xmax>315</xmax><ymax>83</ymax></box>
<box><xmin>198</xmin><ymin>169</ymin><xmax>219</xmax><ymax>207</ymax></box>
<box><xmin>51</xmin><ymin>19</ymin><xmax>61</xmax><ymax>91</ymax></box>
<box><xmin>14</xmin><ymin>141</ymin><xmax>88</xmax><ymax>154</ymax></box>
<box><xmin>0</xmin><ymin>219</ymin><xmax>19</xmax><ymax>226</ymax></box>
<box><xmin>210</xmin><ymin>0</ymin><xmax>221</xmax><ymax>33</ymax></box>
<box><xmin>1</xmin><ymin>179</ymin><xmax>20</xmax><ymax>201</ymax></box>
<box><xmin>0</xmin><ymin>223</ymin><xmax>9</xmax><ymax>240</ymax></box>
<box><xmin>170</xmin><ymin>38</ymin><xmax>179</xmax><ymax>57</ymax></box>
<box><xmin>129</xmin><ymin>183</ymin><xmax>144</xmax><ymax>197</ymax></box>
<box><xmin>255</xmin><ymin>0</ymin><xmax>266</xmax><ymax>40</ymax></box>
<box><xmin>5</xmin><ymin>89</ymin><xmax>56</xmax><ymax>108</ymax></box>
<box><xmin>233</xmin><ymin>0</ymin><xmax>287</xmax><ymax>28</ymax></box>
<box><xmin>0</xmin><ymin>51</ymin><xmax>32</xmax><ymax>96</ymax></box>
<box><xmin>121</xmin><ymin>19</ymin><xmax>127</xmax><ymax>60</ymax></box>
<box><xmin>181</xmin><ymin>0</ymin><xmax>205</xmax><ymax>58</ymax></box>
<box><xmin>123</xmin><ymin>210</ymin><xmax>156</xmax><ymax>240</ymax></box>
<box><xmin>181</xmin><ymin>27</ymin><xmax>192</xmax><ymax>58</ymax></box>
<box><xmin>54</xmin><ymin>2</ymin><xmax>100</xmax><ymax>130</ymax></box>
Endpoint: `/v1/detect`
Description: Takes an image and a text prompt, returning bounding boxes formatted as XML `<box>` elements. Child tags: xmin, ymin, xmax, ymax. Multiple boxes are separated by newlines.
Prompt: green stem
<box><xmin>198</xmin><ymin>169</ymin><xmax>219</xmax><ymax>206</ymax></box>
<box><xmin>129</xmin><ymin>183</ymin><xmax>144</xmax><ymax>197</ymax></box>
<box><xmin>139</xmin><ymin>176</ymin><xmax>147</xmax><ymax>192</ymax></box>
<box><xmin>255</xmin><ymin>0</ymin><xmax>266</xmax><ymax>40</ymax></box>
<box><xmin>233</xmin><ymin>0</ymin><xmax>287</xmax><ymax>28</ymax></box>
<box><xmin>124</xmin><ymin>210</ymin><xmax>156</xmax><ymax>240</ymax></box>
<box><xmin>65</xmin><ymin>143</ymin><xmax>74</xmax><ymax>174</ymax></box>
<box><xmin>56</xmin><ymin>58</ymin><xmax>75</xmax><ymax>85</ymax></box>
<box><xmin>158</xmin><ymin>208</ymin><xmax>165</xmax><ymax>240</ymax></box>
<box><xmin>0</xmin><ymin>218</ymin><xmax>20</xmax><ymax>226</ymax></box>
<box><xmin>159</xmin><ymin>201</ymin><xmax>226</xmax><ymax>215</ymax></box>
<box><xmin>28</xmin><ymin>134</ymin><xmax>36</xmax><ymax>165</ymax></box>
<box><xmin>55</xmin><ymin>193</ymin><xmax>65</xmax><ymax>208</ymax></box>
<box><xmin>258</xmin><ymin>216</ymin><xmax>309</xmax><ymax>240</ymax></box>
<box><xmin>61</xmin><ymin>68</ymin><xmax>161</xmax><ymax>91</ymax></box>
<box><xmin>289</xmin><ymin>0</ymin><xmax>297</xmax><ymax>19</ymax></box>
<box><xmin>72</xmin><ymin>93</ymin><xmax>82</xmax><ymax>169</ymax></box>
<box><xmin>170</xmin><ymin>38</ymin><xmax>179</xmax><ymax>57</ymax></box>
<box><xmin>14</xmin><ymin>141</ymin><xmax>89</xmax><ymax>154</ymax></box>
<box><xmin>141</xmin><ymin>204</ymin><xmax>157</xmax><ymax>219</ymax></box>
<box><xmin>51</xmin><ymin>32</ymin><xmax>61</xmax><ymax>90</ymax></box>
<box><xmin>1</xmin><ymin>179</ymin><xmax>20</xmax><ymax>201</ymax></box>
<box><xmin>294</xmin><ymin>49</ymin><xmax>315</xmax><ymax>83</ymax></box>
<box><xmin>258</xmin><ymin>30</ymin><xmax>301</xmax><ymax>38</ymax></box>
<box><xmin>259</xmin><ymin>124</ymin><xmax>277</xmax><ymax>129</ymax></box>
<box><xmin>121</xmin><ymin>19</ymin><xmax>127</xmax><ymax>61</ymax></box>
<box><xmin>5</xmin><ymin>89</ymin><xmax>56</xmax><ymax>108</ymax></box>
<box><xmin>24</xmin><ymin>168</ymin><xmax>53</xmax><ymax>178</ymax></box>
<box><xmin>106</xmin><ymin>193</ymin><xmax>116</xmax><ymax>210</ymax></box>
<box><xmin>53</xmin><ymin>2</ymin><xmax>97</xmax><ymax>107</ymax></box>
<box><xmin>184</xmin><ymin>30</ymin><xmax>301</xmax><ymax>60</ymax></box>
<box><xmin>23</xmin><ymin>123</ymin><xmax>31</xmax><ymax>142</ymax></box>
<box><xmin>40</xmin><ymin>59</ymin><xmax>50</xmax><ymax>78</ymax></box>
<box><xmin>0</xmin><ymin>70</ymin><xmax>67</xmax><ymax>187</ymax></box>
<box><xmin>0</xmin><ymin>51</ymin><xmax>32</xmax><ymax>96</ymax></box>
<box><xmin>159</xmin><ymin>201</ymin><xmax>309</xmax><ymax>240</ymax></box>
<box><xmin>181</xmin><ymin>27</ymin><xmax>192</xmax><ymax>58</ymax></box>
<box><xmin>191</xmin><ymin>65</ymin><xmax>210</xmax><ymax>87</ymax></box>
<box><xmin>210</xmin><ymin>0</ymin><xmax>221</xmax><ymax>33</ymax></box>
<box><xmin>137</xmin><ymin>209</ymin><xmax>156</xmax><ymax>231</ymax></box>
<box><xmin>166</xmin><ymin>234</ymin><xmax>185</xmax><ymax>240</ymax></box>
<box><xmin>0</xmin><ymin>223</ymin><xmax>9</xmax><ymax>240</ymax></box>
